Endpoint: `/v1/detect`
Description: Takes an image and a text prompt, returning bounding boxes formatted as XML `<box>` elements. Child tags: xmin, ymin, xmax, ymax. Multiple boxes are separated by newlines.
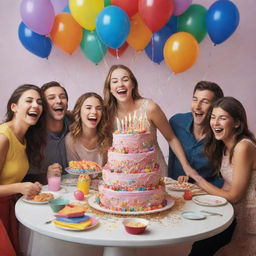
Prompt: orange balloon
<box><xmin>164</xmin><ymin>32</ymin><xmax>199</xmax><ymax>74</ymax></box>
<box><xmin>127</xmin><ymin>13</ymin><xmax>152</xmax><ymax>51</ymax></box>
<box><xmin>50</xmin><ymin>13</ymin><xmax>83</xmax><ymax>54</ymax></box>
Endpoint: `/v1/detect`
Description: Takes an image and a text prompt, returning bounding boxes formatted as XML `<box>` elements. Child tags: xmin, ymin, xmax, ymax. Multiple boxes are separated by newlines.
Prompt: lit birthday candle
<box><xmin>125</xmin><ymin>116</ymin><xmax>128</xmax><ymax>132</ymax></box>
<box><xmin>128</xmin><ymin>113</ymin><xmax>132</xmax><ymax>130</ymax></box>
<box><xmin>121</xmin><ymin>119</ymin><xmax>125</xmax><ymax>133</ymax></box>
<box><xmin>133</xmin><ymin>111</ymin><xmax>137</xmax><ymax>129</ymax></box>
<box><xmin>116</xmin><ymin>117</ymin><xmax>121</xmax><ymax>132</ymax></box>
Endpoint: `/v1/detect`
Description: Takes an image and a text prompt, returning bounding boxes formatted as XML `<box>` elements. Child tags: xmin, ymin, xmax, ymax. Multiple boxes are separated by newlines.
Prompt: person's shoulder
<box><xmin>170</xmin><ymin>112</ymin><xmax>192</xmax><ymax>123</ymax></box>
<box><xmin>235</xmin><ymin>138</ymin><xmax>256</xmax><ymax>153</ymax></box>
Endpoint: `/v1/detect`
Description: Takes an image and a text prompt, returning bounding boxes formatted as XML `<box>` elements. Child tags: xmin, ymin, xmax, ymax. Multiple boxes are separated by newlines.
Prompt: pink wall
<box><xmin>0</xmin><ymin>0</ymin><xmax>255</xmax><ymax>159</ymax></box>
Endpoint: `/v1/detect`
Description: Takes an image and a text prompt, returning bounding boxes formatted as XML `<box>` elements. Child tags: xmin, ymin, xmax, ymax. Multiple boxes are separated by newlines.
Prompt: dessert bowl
<box><xmin>49</xmin><ymin>198</ymin><xmax>69</xmax><ymax>213</ymax></box>
<box><xmin>123</xmin><ymin>218</ymin><xmax>149</xmax><ymax>235</ymax></box>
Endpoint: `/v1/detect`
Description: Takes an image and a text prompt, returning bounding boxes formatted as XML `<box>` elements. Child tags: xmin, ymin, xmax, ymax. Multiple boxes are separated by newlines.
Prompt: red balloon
<box><xmin>111</xmin><ymin>0</ymin><xmax>138</xmax><ymax>17</ymax></box>
<box><xmin>139</xmin><ymin>0</ymin><xmax>174</xmax><ymax>32</ymax></box>
<box><xmin>109</xmin><ymin>42</ymin><xmax>128</xmax><ymax>57</ymax></box>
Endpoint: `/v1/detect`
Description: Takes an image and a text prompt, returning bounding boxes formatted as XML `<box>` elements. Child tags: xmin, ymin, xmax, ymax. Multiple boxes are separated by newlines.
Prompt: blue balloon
<box><xmin>63</xmin><ymin>4</ymin><xmax>70</xmax><ymax>13</ymax></box>
<box><xmin>18</xmin><ymin>22</ymin><xmax>52</xmax><ymax>58</ymax></box>
<box><xmin>96</xmin><ymin>6</ymin><xmax>130</xmax><ymax>49</ymax></box>
<box><xmin>166</xmin><ymin>16</ymin><xmax>178</xmax><ymax>33</ymax></box>
<box><xmin>206</xmin><ymin>0</ymin><xmax>240</xmax><ymax>44</ymax></box>
<box><xmin>145</xmin><ymin>25</ymin><xmax>175</xmax><ymax>64</ymax></box>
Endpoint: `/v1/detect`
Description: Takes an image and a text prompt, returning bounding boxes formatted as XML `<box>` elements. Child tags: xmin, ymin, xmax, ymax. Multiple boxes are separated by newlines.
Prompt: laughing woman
<box><xmin>0</xmin><ymin>84</ymin><xmax>47</xmax><ymax>254</ymax></box>
<box><xmin>65</xmin><ymin>92</ymin><xmax>110</xmax><ymax>168</ymax></box>
<box><xmin>189</xmin><ymin>97</ymin><xmax>256</xmax><ymax>255</ymax></box>
<box><xmin>103</xmin><ymin>64</ymin><xmax>198</xmax><ymax>177</ymax></box>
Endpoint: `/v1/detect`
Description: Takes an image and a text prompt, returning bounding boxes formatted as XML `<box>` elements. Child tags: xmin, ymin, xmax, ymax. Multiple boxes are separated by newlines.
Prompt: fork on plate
<box><xmin>200</xmin><ymin>210</ymin><xmax>223</xmax><ymax>217</ymax></box>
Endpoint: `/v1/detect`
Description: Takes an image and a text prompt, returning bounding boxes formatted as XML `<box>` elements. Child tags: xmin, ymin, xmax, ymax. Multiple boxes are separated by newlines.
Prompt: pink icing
<box><xmin>99</xmin><ymin>185</ymin><xmax>166</xmax><ymax>210</ymax></box>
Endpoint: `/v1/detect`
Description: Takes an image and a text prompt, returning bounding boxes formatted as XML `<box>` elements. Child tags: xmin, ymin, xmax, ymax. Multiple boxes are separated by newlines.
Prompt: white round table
<box><xmin>15</xmin><ymin>186</ymin><xmax>234</xmax><ymax>256</ymax></box>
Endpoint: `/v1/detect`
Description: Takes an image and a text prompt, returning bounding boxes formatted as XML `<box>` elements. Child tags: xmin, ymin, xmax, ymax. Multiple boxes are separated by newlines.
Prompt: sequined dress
<box><xmin>216</xmin><ymin>139</ymin><xmax>256</xmax><ymax>256</ymax></box>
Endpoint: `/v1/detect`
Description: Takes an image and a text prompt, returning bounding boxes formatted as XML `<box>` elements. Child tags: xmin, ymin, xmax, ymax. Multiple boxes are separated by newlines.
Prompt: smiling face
<box><xmin>210</xmin><ymin>107</ymin><xmax>239</xmax><ymax>143</ymax></box>
<box><xmin>11</xmin><ymin>89</ymin><xmax>43</xmax><ymax>126</ymax></box>
<box><xmin>44</xmin><ymin>86</ymin><xmax>68</xmax><ymax>121</ymax></box>
<box><xmin>80</xmin><ymin>96</ymin><xmax>103</xmax><ymax>129</ymax></box>
<box><xmin>191</xmin><ymin>89</ymin><xmax>215</xmax><ymax>126</ymax></box>
<box><xmin>110</xmin><ymin>68</ymin><xmax>134</xmax><ymax>103</ymax></box>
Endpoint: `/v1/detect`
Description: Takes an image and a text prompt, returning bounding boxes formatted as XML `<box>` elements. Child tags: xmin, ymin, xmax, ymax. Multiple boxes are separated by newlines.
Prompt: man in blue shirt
<box><xmin>168</xmin><ymin>81</ymin><xmax>224</xmax><ymax>187</ymax></box>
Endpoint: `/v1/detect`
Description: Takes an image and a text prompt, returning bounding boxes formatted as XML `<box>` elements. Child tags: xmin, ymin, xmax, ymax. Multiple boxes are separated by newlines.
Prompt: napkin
<box><xmin>56</xmin><ymin>215</ymin><xmax>90</xmax><ymax>223</ymax></box>
<box><xmin>55</xmin><ymin>204</ymin><xmax>85</xmax><ymax>218</ymax></box>
<box><xmin>53</xmin><ymin>219</ymin><xmax>92</xmax><ymax>230</ymax></box>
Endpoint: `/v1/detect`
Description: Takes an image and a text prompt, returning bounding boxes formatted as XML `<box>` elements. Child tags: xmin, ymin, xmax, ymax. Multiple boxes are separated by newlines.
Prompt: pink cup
<box><xmin>48</xmin><ymin>176</ymin><xmax>61</xmax><ymax>191</ymax></box>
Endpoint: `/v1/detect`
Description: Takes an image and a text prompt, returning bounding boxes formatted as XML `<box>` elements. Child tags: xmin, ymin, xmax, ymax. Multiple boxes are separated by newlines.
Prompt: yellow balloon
<box><xmin>69</xmin><ymin>0</ymin><xmax>104</xmax><ymax>31</ymax></box>
<box><xmin>164</xmin><ymin>32</ymin><xmax>199</xmax><ymax>74</ymax></box>
<box><xmin>127</xmin><ymin>13</ymin><xmax>152</xmax><ymax>51</ymax></box>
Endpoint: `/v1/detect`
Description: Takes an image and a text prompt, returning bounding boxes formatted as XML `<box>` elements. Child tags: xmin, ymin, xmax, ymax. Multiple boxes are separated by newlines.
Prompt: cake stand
<box><xmin>88</xmin><ymin>195</ymin><xmax>175</xmax><ymax>215</ymax></box>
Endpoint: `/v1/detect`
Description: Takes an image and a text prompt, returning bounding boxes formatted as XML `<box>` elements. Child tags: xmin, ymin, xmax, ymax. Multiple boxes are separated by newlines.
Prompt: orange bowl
<box><xmin>123</xmin><ymin>218</ymin><xmax>149</xmax><ymax>235</ymax></box>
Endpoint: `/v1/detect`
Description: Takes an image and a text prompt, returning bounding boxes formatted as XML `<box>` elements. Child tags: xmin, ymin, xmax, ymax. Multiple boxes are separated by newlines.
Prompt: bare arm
<box><xmin>0</xmin><ymin>133</ymin><xmax>41</xmax><ymax>198</ymax></box>
<box><xmin>147</xmin><ymin>101</ymin><xmax>198</xmax><ymax>177</ymax></box>
<box><xmin>192</xmin><ymin>140</ymin><xmax>255</xmax><ymax>203</ymax></box>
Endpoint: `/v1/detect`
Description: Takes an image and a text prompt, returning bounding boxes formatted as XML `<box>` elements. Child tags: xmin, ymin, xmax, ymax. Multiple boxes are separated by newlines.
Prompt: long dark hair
<box><xmin>69</xmin><ymin>92</ymin><xmax>111</xmax><ymax>154</ymax></box>
<box><xmin>5</xmin><ymin>84</ymin><xmax>47</xmax><ymax>168</ymax></box>
<box><xmin>103</xmin><ymin>65</ymin><xmax>143</xmax><ymax>130</ymax></box>
<box><xmin>204</xmin><ymin>97</ymin><xmax>256</xmax><ymax>173</ymax></box>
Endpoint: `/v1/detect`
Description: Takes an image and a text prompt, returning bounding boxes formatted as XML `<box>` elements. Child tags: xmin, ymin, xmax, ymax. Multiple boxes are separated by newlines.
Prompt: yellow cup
<box><xmin>77</xmin><ymin>174</ymin><xmax>90</xmax><ymax>195</ymax></box>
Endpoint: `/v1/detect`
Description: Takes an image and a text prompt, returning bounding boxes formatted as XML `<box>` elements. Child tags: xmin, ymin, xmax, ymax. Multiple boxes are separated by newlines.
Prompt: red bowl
<box><xmin>123</xmin><ymin>218</ymin><xmax>149</xmax><ymax>235</ymax></box>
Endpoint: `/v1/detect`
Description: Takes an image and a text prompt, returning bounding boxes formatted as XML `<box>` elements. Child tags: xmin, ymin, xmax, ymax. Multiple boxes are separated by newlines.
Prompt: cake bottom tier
<box><xmin>98</xmin><ymin>185</ymin><xmax>167</xmax><ymax>212</ymax></box>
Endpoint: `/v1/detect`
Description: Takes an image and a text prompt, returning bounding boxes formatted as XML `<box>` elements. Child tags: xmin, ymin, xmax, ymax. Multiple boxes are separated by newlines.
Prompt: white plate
<box><xmin>192</xmin><ymin>195</ymin><xmax>227</xmax><ymax>207</ymax></box>
<box><xmin>21</xmin><ymin>191</ymin><xmax>59</xmax><ymax>204</ymax></box>
<box><xmin>65</xmin><ymin>167</ymin><xmax>102</xmax><ymax>176</ymax></box>
<box><xmin>88</xmin><ymin>195</ymin><xmax>175</xmax><ymax>215</ymax></box>
<box><xmin>167</xmin><ymin>182</ymin><xmax>196</xmax><ymax>191</ymax></box>
<box><xmin>181</xmin><ymin>211</ymin><xmax>206</xmax><ymax>220</ymax></box>
<box><xmin>54</xmin><ymin>216</ymin><xmax>99</xmax><ymax>231</ymax></box>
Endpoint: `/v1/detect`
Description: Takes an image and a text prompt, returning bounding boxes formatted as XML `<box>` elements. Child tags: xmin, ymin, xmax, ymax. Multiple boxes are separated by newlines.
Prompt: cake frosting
<box><xmin>96</xmin><ymin>130</ymin><xmax>167</xmax><ymax>212</ymax></box>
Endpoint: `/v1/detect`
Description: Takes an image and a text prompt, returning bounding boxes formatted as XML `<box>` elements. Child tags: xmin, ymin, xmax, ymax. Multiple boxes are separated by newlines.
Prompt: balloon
<box><xmin>145</xmin><ymin>25</ymin><xmax>175</xmax><ymax>64</ymax></box>
<box><xmin>178</xmin><ymin>4</ymin><xmax>207</xmax><ymax>43</ymax></box>
<box><xmin>104</xmin><ymin>0</ymin><xmax>112</xmax><ymax>7</ymax></box>
<box><xmin>63</xmin><ymin>5</ymin><xmax>71</xmax><ymax>13</ymax></box>
<box><xmin>164</xmin><ymin>32</ymin><xmax>199</xmax><ymax>74</ymax></box>
<box><xmin>138</xmin><ymin>0</ymin><xmax>174</xmax><ymax>32</ymax></box>
<box><xmin>206</xmin><ymin>0</ymin><xmax>240</xmax><ymax>45</ymax></box>
<box><xmin>50</xmin><ymin>13</ymin><xmax>83</xmax><ymax>54</ymax></box>
<box><xmin>166</xmin><ymin>16</ymin><xmax>178</xmax><ymax>33</ymax></box>
<box><xmin>127</xmin><ymin>14</ymin><xmax>152</xmax><ymax>51</ymax></box>
<box><xmin>109</xmin><ymin>42</ymin><xmax>128</xmax><ymax>57</ymax></box>
<box><xmin>69</xmin><ymin>0</ymin><xmax>104</xmax><ymax>31</ymax></box>
<box><xmin>111</xmin><ymin>0</ymin><xmax>138</xmax><ymax>17</ymax></box>
<box><xmin>18</xmin><ymin>22</ymin><xmax>52</xmax><ymax>58</ymax></box>
<box><xmin>96</xmin><ymin>6</ymin><xmax>130</xmax><ymax>49</ymax></box>
<box><xmin>51</xmin><ymin>0</ymin><xmax>68</xmax><ymax>14</ymax></box>
<box><xmin>173</xmin><ymin>0</ymin><xmax>192</xmax><ymax>16</ymax></box>
<box><xmin>20</xmin><ymin>0</ymin><xmax>55</xmax><ymax>35</ymax></box>
<box><xmin>80</xmin><ymin>30</ymin><xmax>107</xmax><ymax>64</ymax></box>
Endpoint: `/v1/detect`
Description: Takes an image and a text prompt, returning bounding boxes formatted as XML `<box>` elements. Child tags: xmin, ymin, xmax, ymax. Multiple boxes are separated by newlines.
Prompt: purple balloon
<box><xmin>51</xmin><ymin>0</ymin><xmax>68</xmax><ymax>14</ymax></box>
<box><xmin>20</xmin><ymin>0</ymin><xmax>55</xmax><ymax>35</ymax></box>
<box><xmin>173</xmin><ymin>0</ymin><xmax>192</xmax><ymax>16</ymax></box>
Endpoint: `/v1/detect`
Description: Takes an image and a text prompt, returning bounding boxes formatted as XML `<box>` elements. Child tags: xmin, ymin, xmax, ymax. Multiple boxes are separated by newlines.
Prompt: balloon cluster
<box><xmin>18</xmin><ymin>0</ymin><xmax>240</xmax><ymax>74</ymax></box>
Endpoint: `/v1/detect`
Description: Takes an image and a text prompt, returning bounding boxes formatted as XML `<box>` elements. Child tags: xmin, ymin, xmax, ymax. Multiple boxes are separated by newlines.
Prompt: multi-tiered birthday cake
<box><xmin>97</xmin><ymin>118</ymin><xmax>167</xmax><ymax>212</ymax></box>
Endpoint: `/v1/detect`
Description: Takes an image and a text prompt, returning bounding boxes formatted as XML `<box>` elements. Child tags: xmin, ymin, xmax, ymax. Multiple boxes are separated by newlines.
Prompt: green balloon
<box><xmin>80</xmin><ymin>30</ymin><xmax>107</xmax><ymax>64</ymax></box>
<box><xmin>104</xmin><ymin>0</ymin><xmax>112</xmax><ymax>7</ymax></box>
<box><xmin>178</xmin><ymin>4</ymin><xmax>207</xmax><ymax>43</ymax></box>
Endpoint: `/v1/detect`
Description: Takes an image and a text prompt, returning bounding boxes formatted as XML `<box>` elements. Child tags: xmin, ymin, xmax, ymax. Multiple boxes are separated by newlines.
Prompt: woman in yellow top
<box><xmin>0</xmin><ymin>84</ymin><xmax>47</xmax><ymax>254</ymax></box>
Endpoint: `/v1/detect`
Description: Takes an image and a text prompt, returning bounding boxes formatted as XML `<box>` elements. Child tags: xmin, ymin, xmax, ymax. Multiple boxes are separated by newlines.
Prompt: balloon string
<box><xmin>202</xmin><ymin>44</ymin><xmax>214</xmax><ymax>80</ymax></box>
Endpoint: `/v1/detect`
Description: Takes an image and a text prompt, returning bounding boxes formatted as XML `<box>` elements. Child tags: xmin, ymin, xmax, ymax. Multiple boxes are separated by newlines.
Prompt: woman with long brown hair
<box><xmin>0</xmin><ymin>84</ymin><xmax>47</xmax><ymax>254</ymax></box>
